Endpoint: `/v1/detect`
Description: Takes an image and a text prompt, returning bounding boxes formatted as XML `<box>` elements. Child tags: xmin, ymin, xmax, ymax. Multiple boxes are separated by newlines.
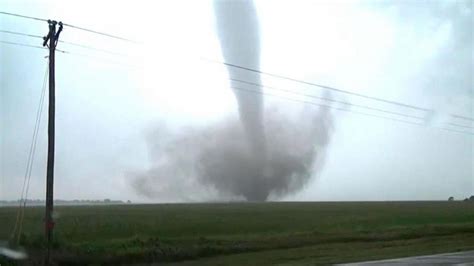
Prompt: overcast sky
<box><xmin>1</xmin><ymin>0</ymin><xmax>472</xmax><ymax>202</ymax></box>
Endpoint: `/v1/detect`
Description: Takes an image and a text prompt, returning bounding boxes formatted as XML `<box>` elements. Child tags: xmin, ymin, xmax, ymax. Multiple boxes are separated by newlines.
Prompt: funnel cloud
<box><xmin>214</xmin><ymin>0</ymin><xmax>267</xmax><ymax>160</ymax></box>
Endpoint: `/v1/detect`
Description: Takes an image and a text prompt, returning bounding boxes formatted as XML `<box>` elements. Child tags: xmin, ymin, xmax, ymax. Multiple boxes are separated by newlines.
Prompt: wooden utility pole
<box><xmin>43</xmin><ymin>19</ymin><xmax>62</xmax><ymax>264</ymax></box>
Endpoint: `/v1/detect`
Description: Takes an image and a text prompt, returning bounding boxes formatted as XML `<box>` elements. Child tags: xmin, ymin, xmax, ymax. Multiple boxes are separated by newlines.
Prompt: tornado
<box><xmin>213</xmin><ymin>0</ymin><xmax>268</xmax><ymax>200</ymax></box>
<box><xmin>132</xmin><ymin>1</ymin><xmax>335</xmax><ymax>202</ymax></box>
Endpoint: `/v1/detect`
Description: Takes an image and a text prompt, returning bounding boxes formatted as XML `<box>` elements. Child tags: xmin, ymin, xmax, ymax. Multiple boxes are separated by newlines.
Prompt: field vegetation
<box><xmin>0</xmin><ymin>201</ymin><xmax>473</xmax><ymax>265</ymax></box>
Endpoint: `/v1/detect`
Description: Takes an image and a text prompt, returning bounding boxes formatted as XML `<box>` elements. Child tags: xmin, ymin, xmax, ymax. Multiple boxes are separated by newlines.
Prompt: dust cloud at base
<box><xmin>131</xmin><ymin>104</ymin><xmax>334</xmax><ymax>202</ymax></box>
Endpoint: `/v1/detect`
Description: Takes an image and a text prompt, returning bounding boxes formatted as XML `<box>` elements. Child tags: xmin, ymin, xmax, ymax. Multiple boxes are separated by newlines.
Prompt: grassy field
<box><xmin>0</xmin><ymin>202</ymin><xmax>473</xmax><ymax>265</ymax></box>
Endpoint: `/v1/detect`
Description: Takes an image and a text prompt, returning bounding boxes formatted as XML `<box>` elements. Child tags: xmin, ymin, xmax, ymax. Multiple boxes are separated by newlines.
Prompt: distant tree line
<box><xmin>448</xmin><ymin>195</ymin><xmax>474</xmax><ymax>202</ymax></box>
<box><xmin>0</xmin><ymin>198</ymin><xmax>132</xmax><ymax>206</ymax></box>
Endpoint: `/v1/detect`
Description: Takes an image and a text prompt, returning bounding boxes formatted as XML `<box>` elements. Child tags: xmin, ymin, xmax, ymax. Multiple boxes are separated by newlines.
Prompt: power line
<box><xmin>62</xmin><ymin>22</ymin><xmax>139</xmax><ymax>43</ymax></box>
<box><xmin>0</xmin><ymin>29</ymin><xmax>43</xmax><ymax>39</ymax></box>
<box><xmin>3</xmin><ymin>38</ymin><xmax>471</xmax><ymax>135</ymax></box>
<box><xmin>0</xmin><ymin>11</ymin><xmax>137</xmax><ymax>43</ymax></box>
<box><xmin>57</xmin><ymin>50</ymin><xmax>142</xmax><ymax>69</ymax></box>
<box><xmin>17</xmin><ymin>64</ymin><xmax>48</xmax><ymax>244</ymax></box>
<box><xmin>208</xmin><ymin>59</ymin><xmax>474</xmax><ymax>122</ymax></box>
<box><xmin>231</xmin><ymin>78</ymin><xmax>425</xmax><ymax>121</ymax></box>
<box><xmin>231</xmin><ymin>86</ymin><xmax>473</xmax><ymax>136</ymax></box>
<box><xmin>3</xmin><ymin>28</ymin><xmax>469</xmax><ymax>122</ymax></box>
<box><xmin>1</xmin><ymin>29</ymin><xmax>130</xmax><ymax>56</ymax></box>
<box><xmin>446</xmin><ymin>123</ymin><xmax>473</xmax><ymax>130</ymax></box>
<box><xmin>8</xmin><ymin>26</ymin><xmax>465</xmax><ymax>123</ymax></box>
<box><xmin>451</xmin><ymin>114</ymin><xmax>474</xmax><ymax>122</ymax></box>
<box><xmin>0</xmin><ymin>40</ymin><xmax>68</xmax><ymax>53</ymax></box>
<box><xmin>6</xmin><ymin>27</ymin><xmax>466</xmax><ymax>122</ymax></box>
<box><xmin>232</xmin><ymin>86</ymin><xmax>424</xmax><ymax>126</ymax></box>
<box><xmin>0</xmin><ymin>11</ymin><xmax>47</xmax><ymax>22</ymax></box>
<box><xmin>440</xmin><ymin>127</ymin><xmax>474</xmax><ymax>135</ymax></box>
<box><xmin>234</xmin><ymin>77</ymin><xmax>473</xmax><ymax>130</ymax></box>
<box><xmin>1</xmin><ymin>38</ymin><xmax>139</xmax><ymax>68</ymax></box>
<box><xmin>0</xmin><ymin>40</ymin><xmax>45</xmax><ymax>50</ymax></box>
<box><xmin>204</xmin><ymin>58</ymin><xmax>432</xmax><ymax>113</ymax></box>
<box><xmin>58</xmin><ymin>40</ymin><xmax>130</xmax><ymax>56</ymax></box>
<box><xmin>11</xmin><ymin>63</ymin><xmax>48</xmax><ymax>243</ymax></box>
<box><xmin>1</xmin><ymin>13</ymin><xmax>472</xmax><ymax>121</ymax></box>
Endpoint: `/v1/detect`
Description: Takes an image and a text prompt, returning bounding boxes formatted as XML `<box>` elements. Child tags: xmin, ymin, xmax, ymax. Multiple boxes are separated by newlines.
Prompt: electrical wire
<box><xmin>0</xmin><ymin>11</ymin><xmax>47</xmax><ymax>22</ymax></box>
<box><xmin>1</xmin><ymin>38</ymin><xmax>139</xmax><ymax>69</ymax></box>
<box><xmin>231</xmin><ymin>86</ymin><xmax>473</xmax><ymax>136</ymax></box>
<box><xmin>230</xmin><ymin>78</ymin><xmax>425</xmax><ymax>121</ymax></box>
<box><xmin>16</xmin><ymin>65</ymin><xmax>48</xmax><ymax>244</ymax></box>
<box><xmin>1</xmin><ymin>29</ymin><xmax>133</xmax><ymax>56</ymax></box>
<box><xmin>205</xmin><ymin>59</ymin><xmax>473</xmax><ymax>123</ymax></box>
<box><xmin>62</xmin><ymin>22</ymin><xmax>139</xmax><ymax>44</ymax></box>
<box><xmin>58</xmin><ymin>40</ymin><xmax>130</xmax><ymax>56</ymax></box>
<box><xmin>2</xmin><ymin>28</ymin><xmax>471</xmax><ymax>122</ymax></box>
<box><xmin>1</xmin><ymin>39</ymin><xmax>69</xmax><ymax>54</ymax></box>
<box><xmin>1</xmin><ymin>37</ymin><xmax>471</xmax><ymax>135</ymax></box>
<box><xmin>0</xmin><ymin>11</ymin><xmax>137</xmax><ymax>43</ymax></box>
<box><xmin>446</xmin><ymin>123</ymin><xmax>473</xmax><ymax>130</ymax></box>
<box><xmin>0</xmin><ymin>29</ymin><xmax>43</xmax><ymax>39</ymax></box>
<box><xmin>232</xmin><ymin>86</ymin><xmax>424</xmax><ymax>126</ymax></box>
<box><xmin>451</xmin><ymin>114</ymin><xmax>474</xmax><ymax>122</ymax></box>
<box><xmin>0</xmin><ymin>12</ymin><xmax>472</xmax><ymax>121</ymax></box>
<box><xmin>57</xmin><ymin>50</ymin><xmax>142</xmax><ymax>69</ymax></box>
<box><xmin>233</xmin><ymin>77</ymin><xmax>472</xmax><ymax>130</ymax></box>
<box><xmin>204</xmin><ymin>58</ymin><xmax>432</xmax><ymax>112</ymax></box>
<box><xmin>0</xmin><ymin>40</ymin><xmax>45</xmax><ymax>50</ymax></box>
<box><xmin>10</xmin><ymin>63</ymin><xmax>48</xmax><ymax>244</ymax></box>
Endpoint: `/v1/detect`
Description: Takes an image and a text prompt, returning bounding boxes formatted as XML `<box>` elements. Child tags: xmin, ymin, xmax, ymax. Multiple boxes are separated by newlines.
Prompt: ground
<box><xmin>0</xmin><ymin>201</ymin><xmax>473</xmax><ymax>265</ymax></box>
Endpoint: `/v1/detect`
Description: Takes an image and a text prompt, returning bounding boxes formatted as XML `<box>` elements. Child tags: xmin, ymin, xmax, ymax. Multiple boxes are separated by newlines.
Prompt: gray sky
<box><xmin>1</xmin><ymin>0</ymin><xmax>473</xmax><ymax>202</ymax></box>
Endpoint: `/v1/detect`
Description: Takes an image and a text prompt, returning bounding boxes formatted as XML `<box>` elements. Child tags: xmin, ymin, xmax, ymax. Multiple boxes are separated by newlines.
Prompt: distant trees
<box><xmin>446</xmin><ymin>196</ymin><xmax>474</xmax><ymax>202</ymax></box>
<box><xmin>0</xmin><ymin>198</ymin><xmax>125</xmax><ymax>206</ymax></box>
<box><xmin>444</xmin><ymin>196</ymin><xmax>474</xmax><ymax>202</ymax></box>
<box><xmin>463</xmin><ymin>196</ymin><xmax>474</xmax><ymax>202</ymax></box>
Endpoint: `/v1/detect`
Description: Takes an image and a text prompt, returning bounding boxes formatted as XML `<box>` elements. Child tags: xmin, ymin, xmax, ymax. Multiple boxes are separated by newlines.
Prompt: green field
<box><xmin>1</xmin><ymin>202</ymin><xmax>473</xmax><ymax>265</ymax></box>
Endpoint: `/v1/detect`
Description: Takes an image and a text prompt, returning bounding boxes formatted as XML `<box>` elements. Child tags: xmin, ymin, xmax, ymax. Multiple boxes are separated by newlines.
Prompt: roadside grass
<box><xmin>170</xmin><ymin>233</ymin><xmax>474</xmax><ymax>265</ymax></box>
